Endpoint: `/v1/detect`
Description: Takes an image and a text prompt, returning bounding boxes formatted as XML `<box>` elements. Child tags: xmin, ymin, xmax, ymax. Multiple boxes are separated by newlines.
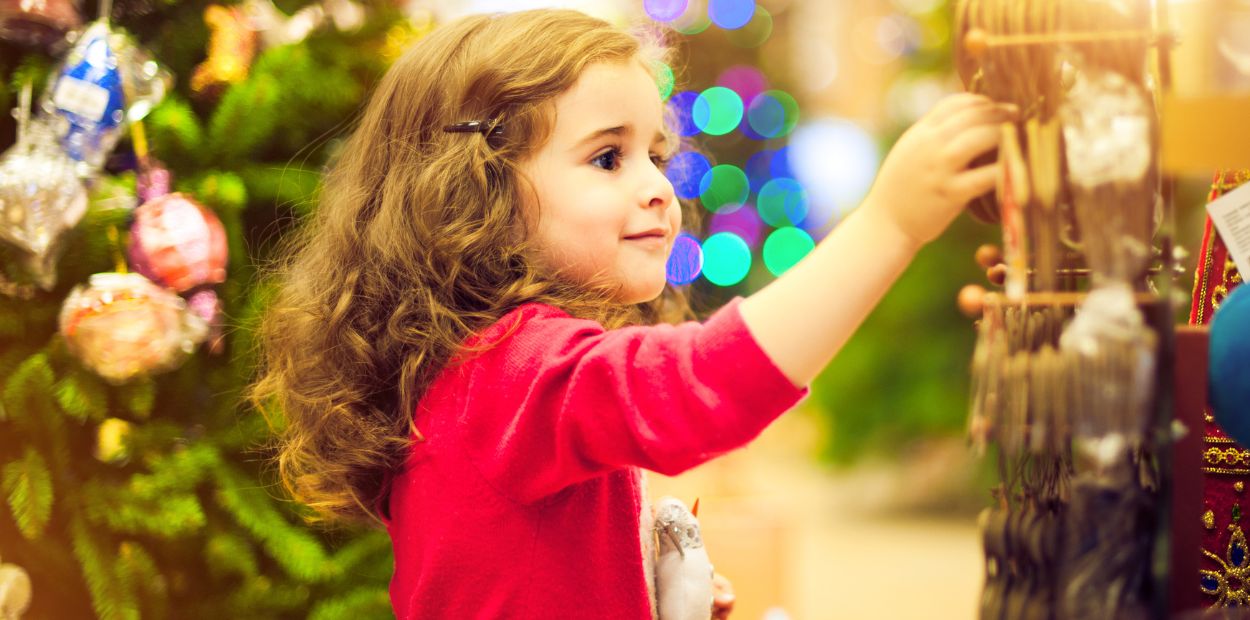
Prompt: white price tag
<box><xmin>1206</xmin><ymin>181</ymin><xmax>1250</xmax><ymax>276</ymax></box>
<box><xmin>52</xmin><ymin>77</ymin><xmax>111</xmax><ymax>122</ymax></box>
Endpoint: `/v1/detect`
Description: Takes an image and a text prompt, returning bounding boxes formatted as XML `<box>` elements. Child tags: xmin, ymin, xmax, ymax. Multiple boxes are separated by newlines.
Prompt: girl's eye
<box><xmin>590</xmin><ymin>148</ymin><xmax>671</xmax><ymax>172</ymax></box>
<box><xmin>591</xmin><ymin>148</ymin><xmax>622</xmax><ymax>171</ymax></box>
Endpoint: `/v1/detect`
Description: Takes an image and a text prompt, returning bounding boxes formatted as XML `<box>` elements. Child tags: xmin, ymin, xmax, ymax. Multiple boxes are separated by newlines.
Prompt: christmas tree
<box><xmin>0</xmin><ymin>0</ymin><xmax>425</xmax><ymax>617</ymax></box>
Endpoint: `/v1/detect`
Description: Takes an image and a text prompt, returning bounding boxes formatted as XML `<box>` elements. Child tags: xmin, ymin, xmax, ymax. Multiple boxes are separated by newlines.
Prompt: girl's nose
<box><xmin>640</xmin><ymin>165</ymin><xmax>675</xmax><ymax>210</ymax></box>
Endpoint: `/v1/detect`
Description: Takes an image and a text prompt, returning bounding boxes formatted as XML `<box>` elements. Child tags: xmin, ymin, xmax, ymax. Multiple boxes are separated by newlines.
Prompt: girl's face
<box><xmin>519</xmin><ymin>59</ymin><xmax>680</xmax><ymax>305</ymax></box>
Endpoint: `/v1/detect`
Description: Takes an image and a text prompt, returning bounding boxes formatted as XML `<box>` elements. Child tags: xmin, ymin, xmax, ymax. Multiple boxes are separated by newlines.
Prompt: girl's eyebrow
<box><xmin>570</xmin><ymin>125</ymin><xmax>666</xmax><ymax>151</ymax></box>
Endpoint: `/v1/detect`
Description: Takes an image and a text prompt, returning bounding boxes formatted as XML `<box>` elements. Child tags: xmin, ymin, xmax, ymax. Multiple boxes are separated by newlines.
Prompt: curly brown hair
<box><xmin>246</xmin><ymin>9</ymin><xmax>703</xmax><ymax>527</ymax></box>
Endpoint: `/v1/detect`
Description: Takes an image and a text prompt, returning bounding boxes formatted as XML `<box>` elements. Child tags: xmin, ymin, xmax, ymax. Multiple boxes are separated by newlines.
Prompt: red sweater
<box><xmin>385</xmin><ymin>297</ymin><xmax>808</xmax><ymax>619</ymax></box>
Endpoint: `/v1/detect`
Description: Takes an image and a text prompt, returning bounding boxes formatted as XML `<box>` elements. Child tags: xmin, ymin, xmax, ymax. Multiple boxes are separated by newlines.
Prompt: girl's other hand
<box><xmin>863</xmin><ymin>94</ymin><xmax>1017</xmax><ymax>247</ymax></box>
<box><xmin>712</xmin><ymin>572</ymin><xmax>735</xmax><ymax>619</ymax></box>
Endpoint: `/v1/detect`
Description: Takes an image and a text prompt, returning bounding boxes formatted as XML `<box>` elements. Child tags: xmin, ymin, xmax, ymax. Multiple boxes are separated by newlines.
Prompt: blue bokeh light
<box><xmin>666</xmin><ymin>152</ymin><xmax>712</xmax><ymax>200</ymax></box>
<box><xmin>666</xmin><ymin>233</ymin><xmax>704</xmax><ymax>285</ymax></box>
<box><xmin>708</xmin><ymin>0</ymin><xmax>756</xmax><ymax>30</ymax></box>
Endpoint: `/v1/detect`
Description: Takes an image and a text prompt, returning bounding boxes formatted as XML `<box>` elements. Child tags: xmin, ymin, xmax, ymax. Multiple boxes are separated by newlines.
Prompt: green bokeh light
<box><xmin>763</xmin><ymin>227</ymin><xmax>815</xmax><ymax>276</ymax></box>
<box><xmin>701</xmin><ymin>232</ymin><xmax>752</xmax><ymax>286</ymax></box>
<box><xmin>725</xmin><ymin>6</ymin><xmax>773</xmax><ymax>48</ymax></box>
<box><xmin>655</xmin><ymin>62</ymin><xmax>675</xmax><ymax>100</ymax></box>
<box><xmin>673</xmin><ymin>9</ymin><xmax>711</xmax><ymax>35</ymax></box>
<box><xmin>698</xmin><ymin>164</ymin><xmax>749</xmax><ymax>214</ymax></box>
<box><xmin>692</xmin><ymin>86</ymin><xmax>743</xmax><ymax>136</ymax></box>
<box><xmin>747</xmin><ymin>90</ymin><xmax>800</xmax><ymax>139</ymax></box>
<box><xmin>757</xmin><ymin>177</ymin><xmax>808</xmax><ymax>227</ymax></box>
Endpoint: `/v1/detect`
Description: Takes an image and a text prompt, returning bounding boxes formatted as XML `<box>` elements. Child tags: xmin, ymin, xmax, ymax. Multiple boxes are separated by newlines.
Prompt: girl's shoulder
<box><xmin>460</xmin><ymin>301</ymin><xmax>599</xmax><ymax>360</ymax></box>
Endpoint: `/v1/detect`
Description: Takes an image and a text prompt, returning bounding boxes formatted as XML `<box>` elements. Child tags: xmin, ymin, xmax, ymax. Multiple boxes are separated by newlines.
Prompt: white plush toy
<box><xmin>653</xmin><ymin>497</ymin><xmax>714</xmax><ymax>620</ymax></box>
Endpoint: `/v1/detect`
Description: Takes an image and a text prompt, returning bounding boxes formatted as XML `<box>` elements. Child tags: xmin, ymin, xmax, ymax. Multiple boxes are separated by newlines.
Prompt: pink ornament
<box><xmin>128</xmin><ymin>193</ymin><xmax>228</xmax><ymax>292</ymax></box>
<box><xmin>59</xmin><ymin>272</ymin><xmax>209</xmax><ymax>384</ymax></box>
<box><xmin>184</xmin><ymin>286</ymin><xmax>225</xmax><ymax>355</ymax></box>
<box><xmin>136</xmin><ymin>159</ymin><xmax>172</xmax><ymax>203</ymax></box>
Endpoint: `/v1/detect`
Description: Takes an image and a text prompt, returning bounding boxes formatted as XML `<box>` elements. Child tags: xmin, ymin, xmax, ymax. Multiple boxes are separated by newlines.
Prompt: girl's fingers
<box><xmin>941</xmin><ymin>124</ymin><xmax>1003</xmax><ymax>169</ymax></box>
<box><xmin>925</xmin><ymin>93</ymin><xmax>995</xmax><ymax>123</ymax></box>
<box><xmin>937</xmin><ymin>103</ymin><xmax>1015</xmax><ymax>137</ymax></box>
<box><xmin>949</xmin><ymin>161</ymin><xmax>1000</xmax><ymax>205</ymax></box>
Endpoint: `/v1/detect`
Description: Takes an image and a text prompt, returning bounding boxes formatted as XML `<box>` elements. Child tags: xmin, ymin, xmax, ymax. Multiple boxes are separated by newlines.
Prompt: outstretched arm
<box><xmin>740</xmin><ymin>94</ymin><xmax>1014</xmax><ymax>387</ymax></box>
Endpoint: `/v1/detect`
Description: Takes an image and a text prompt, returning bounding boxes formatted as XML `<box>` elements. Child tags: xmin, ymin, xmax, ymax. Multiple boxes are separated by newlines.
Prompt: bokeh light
<box><xmin>666</xmin><ymin>233</ymin><xmax>704</xmax><ymax>285</ymax></box>
<box><xmin>698</xmin><ymin>164</ymin><xmax>750</xmax><ymax>213</ymax></box>
<box><xmin>644</xmin><ymin>0</ymin><xmax>688</xmax><ymax>22</ymax></box>
<box><xmin>708</xmin><ymin>0</ymin><xmax>755</xmax><ymax>30</ymax></box>
<box><xmin>892</xmin><ymin>0</ymin><xmax>944</xmax><ymax>13</ymax></box>
<box><xmin>655</xmin><ymin>61</ymin><xmax>675</xmax><ymax>100</ymax></box>
<box><xmin>769</xmin><ymin>145</ymin><xmax>793</xmax><ymax>179</ymax></box>
<box><xmin>746</xmin><ymin>90</ymin><xmax>800</xmax><ymax>138</ymax></box>
<box><xmin>692</xmin><ymin>86</ymin><xmax>744</xmax><ymax>136</ymax></box>
<box><xmin>672</xmin><ymin>0</ymin><xmax>711</xmax><ymax>35</ymax></box>
<box><xmin>854</xmin><ymin>15</ymin><xmax>906</xmax><ymax>64</ymax></box>
<box><xmin>885</xmin><ymin>73</ymin><xmax>948</xmax><ymax>125</ymax></box>
<box><xmin>709</xmin><ymin>203</ymin><xmax>764</xmax><ymax>247</ymax></box>
<box><xmin>667</xmin><ymin>91</ymin><xmax>701</xmax><ymax>137</ymax></box>
<box><xmin>725</xmin><ymin>6</ymin><xmax>772</xmax><ymax>47</ymax></box>
<box><xmin>666</xmin><ymin>151</ymin><xmax>712</xmax><ymax>200</ymax></box>
<box><xmin>744</xmin><ymin>150</ymin><xmax>774</xmax><ymax>193</ymax></box>
<box><xmin>716</xmin><ymin>65</ymin><xmax>768</xmax><ymax>109</ymax></box>
<box><xmin>793</xmin><ymin>36</ymin><xmax>839</xmax><ymax>93</ymax></box>
<box><xmin>757</xmin><ymin>177</ymin><xmax>809</xmax><ymax>227</ymax></box>
<box><xmin>763</xmin><ymin>227</ymin><xmax>815</xmax><ymax>276</ymax></box>
<box><xmin>787</xmin><ymin>118</ymin><xmax>881</xmax><ymax>231</ymax></box>
<box><xmin>701</xmin><ymin>232</ymin><xmax>752</xmax><ymax>286</ymax></box>
<box><xmin>876</xmin><ymin>15</ymin><xmax>909</xmax><ymax>59</ymax></box>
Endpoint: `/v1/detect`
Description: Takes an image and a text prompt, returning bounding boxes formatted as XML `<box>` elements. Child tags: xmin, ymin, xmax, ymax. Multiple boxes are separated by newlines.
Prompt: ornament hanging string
<box><xmin>105</xmin><ymin>225</ymin><xmax>127</xmax><ymax>274</ymax></box>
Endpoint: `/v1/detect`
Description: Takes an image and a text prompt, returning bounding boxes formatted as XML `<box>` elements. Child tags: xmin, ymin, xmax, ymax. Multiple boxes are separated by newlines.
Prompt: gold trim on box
<box><xmin>1205</xmin><ymin>447</ymin><xmax>1250</xmax><ymax>467</ymax></box>
<box><xmin>1205</xmin><ymin>467</ymin><xmax>1250</xmax><ymax>476</ymax></box>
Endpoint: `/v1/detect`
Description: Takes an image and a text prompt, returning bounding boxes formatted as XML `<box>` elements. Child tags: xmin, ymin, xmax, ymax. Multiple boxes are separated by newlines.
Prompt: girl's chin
<box><xmin>616</xmin><ymin>278</ymin><xmax>668</xmax><ymax>304</ymax></box>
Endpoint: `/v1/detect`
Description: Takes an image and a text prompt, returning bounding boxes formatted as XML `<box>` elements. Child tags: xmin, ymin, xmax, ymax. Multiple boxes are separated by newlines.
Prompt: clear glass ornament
<box><xmin>0</xmin><ymin>88</ymin><xmax>88</xmax><ymax>290</ymax></box>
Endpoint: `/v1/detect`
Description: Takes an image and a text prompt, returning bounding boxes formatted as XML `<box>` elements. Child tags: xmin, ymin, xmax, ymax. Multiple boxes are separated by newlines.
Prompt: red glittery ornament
<box><xmin>128</xmin><ymin>193</ymin><xmax>227</xmax><ymax>292</ymax></box>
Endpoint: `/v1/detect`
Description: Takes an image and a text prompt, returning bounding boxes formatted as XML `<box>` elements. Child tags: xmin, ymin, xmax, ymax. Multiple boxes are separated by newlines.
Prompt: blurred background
<box><xmin>0</xmin><ymin>0</ymin><xmax>1245</xmax><ymax>617</ymax></box>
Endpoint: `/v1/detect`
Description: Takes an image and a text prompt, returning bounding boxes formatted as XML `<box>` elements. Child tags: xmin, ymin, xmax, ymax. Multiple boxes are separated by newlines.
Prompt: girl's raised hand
<box><xmin>862</xmin><ymin>94</ymin><xmax>1017</xmax><ymax>247</ymax></box>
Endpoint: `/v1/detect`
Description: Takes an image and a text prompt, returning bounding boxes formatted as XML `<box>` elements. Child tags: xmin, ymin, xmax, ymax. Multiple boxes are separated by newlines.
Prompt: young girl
<box><xmin>248</xmin><ymin>8</ymin><xmax>1013</xmax><ymax>619</ymax></box>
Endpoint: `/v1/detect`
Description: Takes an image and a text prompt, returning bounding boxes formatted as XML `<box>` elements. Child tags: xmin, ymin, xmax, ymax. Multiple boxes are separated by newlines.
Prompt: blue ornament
<box><xmin>43</xmin><ymin>20</ymin><xmax>126</xmax><ymax>173</ymax></box>
<box><xmin>1211</xmin><ymin>283</ymin><xmax>1250</xmax><ymax>446</ymax></box>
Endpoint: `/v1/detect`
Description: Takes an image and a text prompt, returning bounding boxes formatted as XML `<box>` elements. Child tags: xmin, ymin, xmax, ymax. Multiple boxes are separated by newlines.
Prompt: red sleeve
<box><xmin>456</xmin><ymin>297</ymin><xmax>809</xmax><ymax>503</ymax></box>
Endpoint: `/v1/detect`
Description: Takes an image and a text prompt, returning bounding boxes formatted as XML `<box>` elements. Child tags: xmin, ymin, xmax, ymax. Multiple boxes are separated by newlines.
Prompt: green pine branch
<box><xmin>1</xmin><ymin>447</ymin><xmax>53</xmax><ymax>540</ymax></box>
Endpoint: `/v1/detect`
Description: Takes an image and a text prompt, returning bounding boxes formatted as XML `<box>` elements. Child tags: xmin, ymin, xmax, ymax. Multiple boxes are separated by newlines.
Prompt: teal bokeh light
<box><xmin>701</xmin><ymin>232</ymin><xmax>752</xmax><ymax>286</ymax></box>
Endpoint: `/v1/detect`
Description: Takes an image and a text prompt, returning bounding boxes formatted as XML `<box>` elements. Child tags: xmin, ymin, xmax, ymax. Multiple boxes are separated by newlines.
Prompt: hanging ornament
<box><xmin>40</xmin><ymin>16</ymin><xmax>172</xmax><ymax>176</ymax></box>
<box><xmin>0</xmin><ymin>556</ymin><xmax>32</xmax><ymax>620</ymax></box>
<box><xmin>184</xmin><ymin>285</ymin><xmax>224</xmax><ymax>355</ymax></box>
<box><xmin>0</xmin><ymin>0</ymin><xmax>82</xmax><ymax>51</ymax></box>
<box><xmin>59</xmin><ymin>271</ymin><xmax>208</xmax><ymax>384</ymax></box>
<box><xmin>94</xmin><ymin>417</ymin><xmax>132</xmax><ymax>463</ymax></box>
<box><xmin>190</xmin><ymin>4</ymin><xmax>258</xmax><ymax>97</ymax></box>
<box><xmin>242</xmin><ymin>0</ymin><xmax>365</xmax><ymax>49</ymax></box>
<box><xmin>127</xmin><ymin>193</ymin><xmax>227</xmax><ymax>292</ymax></box>
<box><xmin>0</xmin><ymin>83</ymin><xmax>88</xmax><ymax>290</ymax></box>
<box><xmin>134</xmin><ymin>157</ymin><xmax>171</xmax><ymax>203</ymax></box>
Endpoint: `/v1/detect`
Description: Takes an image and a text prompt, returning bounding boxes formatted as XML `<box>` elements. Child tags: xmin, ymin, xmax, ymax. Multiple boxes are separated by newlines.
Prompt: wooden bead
<box><xmin>986</xmin><ymin>264</ymin><xmax>1008</xmax><ymax>286</ymax></box>
<box><xmin>958</xmin><ymin>284</ymin><xmax>987</xmax><ymax>318</ymax></box>
<box><xmin>975</xmin><ymin>244</ymin><xmax>1003</xmax><ymax>269</ymax></box>
<box><xmin>965</xmin><ymin>28</ymin><xmax>990</xmax><ymax>60</ymax></box>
